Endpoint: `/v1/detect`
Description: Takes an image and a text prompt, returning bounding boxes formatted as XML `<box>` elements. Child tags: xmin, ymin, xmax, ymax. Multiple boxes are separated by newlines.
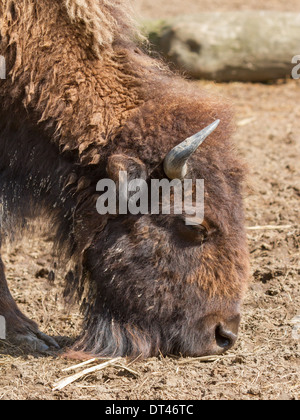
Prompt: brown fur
<box><xmin>0</xmin><ymin>0</ymin><xmax>250</xmax><ymax>357</ymax></box>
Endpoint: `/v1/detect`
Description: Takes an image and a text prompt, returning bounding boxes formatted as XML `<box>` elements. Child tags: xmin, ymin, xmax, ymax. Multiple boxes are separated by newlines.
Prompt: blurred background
<box><xmin>138</xmin><ymin>0</ymin><xmax>300</xmax><ymax>17</ymax></box>
<box><xmin>138</xmin><ymin>0</ymin><xmax>300</xmax><ymax>82</ymax></box>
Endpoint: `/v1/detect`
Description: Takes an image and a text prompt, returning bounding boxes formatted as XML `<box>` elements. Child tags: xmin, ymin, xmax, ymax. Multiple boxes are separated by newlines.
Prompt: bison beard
<box><xmin>0</xmin><ymin>0</ymin><xmax>250</xmax><ymax>357</ymax></box>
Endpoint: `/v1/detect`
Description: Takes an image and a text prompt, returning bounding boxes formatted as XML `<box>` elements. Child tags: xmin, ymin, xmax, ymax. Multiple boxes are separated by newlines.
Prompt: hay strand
<box><xmin>53</xmin><ymin>357</ymin><xmax>122</xmax><ymax>391</ymax></box>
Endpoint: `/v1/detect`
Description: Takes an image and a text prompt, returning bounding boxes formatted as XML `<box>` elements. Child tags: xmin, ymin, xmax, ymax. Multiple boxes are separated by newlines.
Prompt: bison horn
<box><xmin>163</xmin><ymin>119</ymin><xmax>220</xmax><ymax>179</ymax></box>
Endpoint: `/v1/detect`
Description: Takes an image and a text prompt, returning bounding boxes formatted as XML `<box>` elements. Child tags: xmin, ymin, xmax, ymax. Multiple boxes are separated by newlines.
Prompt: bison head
<box><xmin>73</xmin><ymin>116</ymin><xmax>250</xmax><ymax>359</ymax></box>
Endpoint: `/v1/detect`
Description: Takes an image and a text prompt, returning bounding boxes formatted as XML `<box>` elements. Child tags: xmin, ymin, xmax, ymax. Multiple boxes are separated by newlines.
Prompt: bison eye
<box><xmin>176</xmin><ymin>219</ymin><xmax>209</xmax><ymax>244</ymax></box>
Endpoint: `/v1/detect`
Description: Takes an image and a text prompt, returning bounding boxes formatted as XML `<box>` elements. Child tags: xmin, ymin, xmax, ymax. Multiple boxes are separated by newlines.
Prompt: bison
<box><xmin>0</xmin><ymin>0</ymin><xmax>250</xmax><ymax>357</ymax></box>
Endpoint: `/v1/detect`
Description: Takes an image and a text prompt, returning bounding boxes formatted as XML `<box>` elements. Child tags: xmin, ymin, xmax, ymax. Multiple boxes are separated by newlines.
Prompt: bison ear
<box><xmin>107</xmin><ymin>154</ymin><xmax>148</xmax><ymax>184</ymax></box>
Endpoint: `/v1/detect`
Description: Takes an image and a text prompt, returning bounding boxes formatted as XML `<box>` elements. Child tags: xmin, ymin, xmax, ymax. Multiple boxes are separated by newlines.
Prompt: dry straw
<box><xmin>53</xmin><ymin>356</ymin><xmax>139</xmax><ymax>391</ymax></box>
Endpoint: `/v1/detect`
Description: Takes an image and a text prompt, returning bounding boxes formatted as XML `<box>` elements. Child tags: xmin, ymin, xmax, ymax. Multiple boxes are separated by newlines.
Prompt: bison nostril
<box><xmin>215</xmin><ymin>324</ymin><xmax>237</xmax><ymax>350</ymax></box>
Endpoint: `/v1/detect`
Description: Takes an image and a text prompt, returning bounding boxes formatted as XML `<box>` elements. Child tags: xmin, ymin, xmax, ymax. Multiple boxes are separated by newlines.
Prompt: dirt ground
<box><xmin>0</xmin><ymin>0</ymin><xmax>299</xmax><ymax>401</ymax></box>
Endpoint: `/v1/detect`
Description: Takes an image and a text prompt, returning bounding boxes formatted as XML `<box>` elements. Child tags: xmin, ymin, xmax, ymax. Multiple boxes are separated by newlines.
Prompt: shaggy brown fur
<box><xmin>0</xmin><ymin>0</ymin><xmax>250</xmax><ymax>357</ymax></box>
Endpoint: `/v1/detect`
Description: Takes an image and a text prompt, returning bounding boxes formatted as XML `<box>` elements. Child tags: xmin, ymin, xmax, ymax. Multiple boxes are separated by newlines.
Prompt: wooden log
<box><xmin>143</xmin><ymin>12</ymin><xmax>300</xmax><ymax>82</ymax></box>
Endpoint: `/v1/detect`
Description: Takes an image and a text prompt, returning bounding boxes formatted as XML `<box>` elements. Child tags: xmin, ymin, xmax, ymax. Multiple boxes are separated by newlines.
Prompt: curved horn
<box><xmin>163</xmin><ymin>119</ymin><xmax>220</xmax><ymax>179</ymax></box>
